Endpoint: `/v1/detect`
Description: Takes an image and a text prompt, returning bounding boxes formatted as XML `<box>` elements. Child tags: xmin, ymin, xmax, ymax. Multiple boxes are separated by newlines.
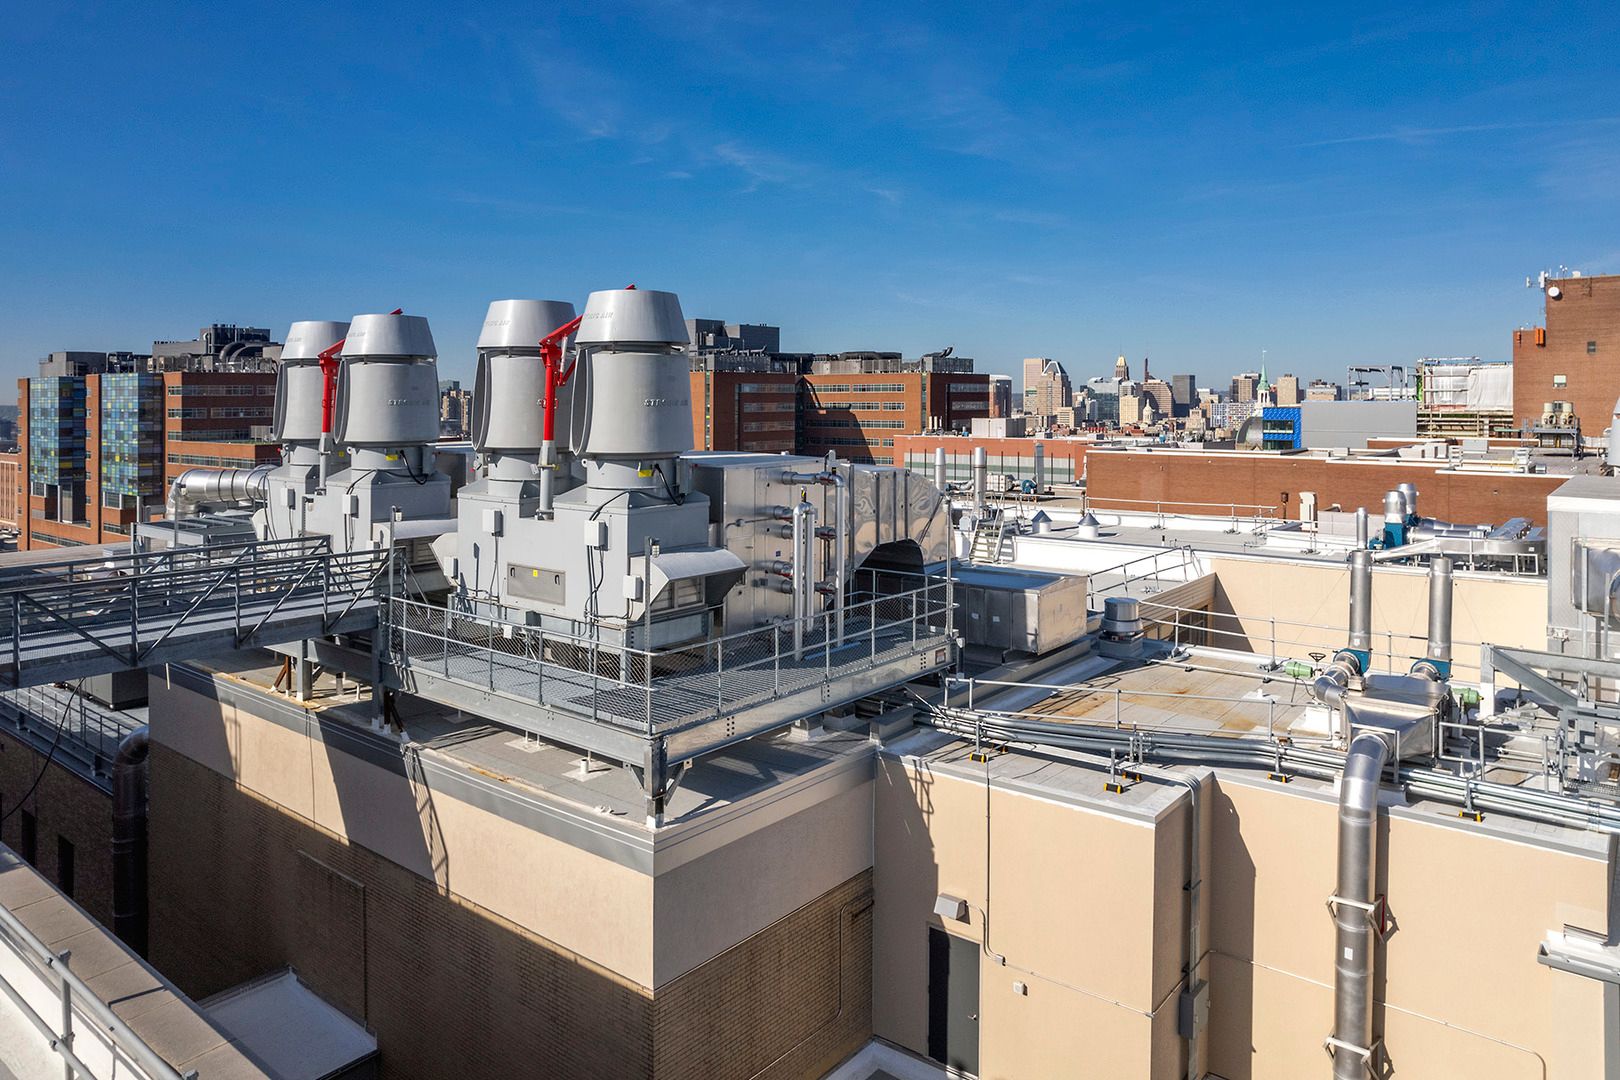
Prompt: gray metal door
<box><xmin>927</xmin><ymin>926</ymin><xmax>980</xmax><ymax>1074</ymax></box>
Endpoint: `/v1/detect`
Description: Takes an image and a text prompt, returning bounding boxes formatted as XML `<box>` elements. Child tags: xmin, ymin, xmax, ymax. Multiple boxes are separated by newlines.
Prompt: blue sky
<box><xmin>3</xmin><ymin>2</ymin><xmax>1618</xmax><ymax>387</ymax></box>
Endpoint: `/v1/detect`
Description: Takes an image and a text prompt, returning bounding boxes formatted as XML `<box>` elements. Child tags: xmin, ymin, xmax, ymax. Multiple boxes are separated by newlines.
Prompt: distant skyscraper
<box><xmin>1022</xmin><ymin>358</ymin><xmax>1071</xmax><ymax>421</ymax></box>
<box><xmin>1170</xmin><ymin>374</ymin><xmax>1197</xmax><ymax>417</ymax></box>
<box><xmin>1113</xmin><ymin>354</ymin><xmax>1130</xmax><ymax>381</ymax></box>
<box><xmin>1306</xmin><ymin>379</ymin><xmax>1342</xmax><ymax>401</ymax></box>
<box><xmin>1274</xmin><ymin>373</ymin><xmax>1301</xmax><ymax>406</ymax></box>
<box><xmin>1231</xmin><ymin>372</ymin><xmax>1260</xmax><ymax>403</ymax></box>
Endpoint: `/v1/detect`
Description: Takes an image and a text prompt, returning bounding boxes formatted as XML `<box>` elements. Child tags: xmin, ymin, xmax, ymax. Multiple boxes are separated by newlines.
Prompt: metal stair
<box><xmin>969</xmin><ymin>511</ymin><xmax>1009</xmax><ymax>563</ymax></box>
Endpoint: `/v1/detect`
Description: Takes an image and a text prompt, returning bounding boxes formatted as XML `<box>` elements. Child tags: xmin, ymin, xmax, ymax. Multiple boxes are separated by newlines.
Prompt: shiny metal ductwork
<box><xmin>972</xmin><ymin>446</ymin><xmax>988</xmax><ymax>514</ymax></box>
<box><xmin>1327</xmin><ymin>731</ymin><xmax>1390</xmax><ymax>1080</ymax></box>
<box><xmin>1412</xmin><ymin>556</ymin><xmax>1453</xmax><ymax>680</ymax></box>
<box><xmin>166</xmin><ymin>463</ymin><xmax>273</xmax><ymax>520</ymax></box>
<box><xmin>1311</xmin><ymin>549</ymin><xmax>1449</xmax><ymax>759</ymax></box>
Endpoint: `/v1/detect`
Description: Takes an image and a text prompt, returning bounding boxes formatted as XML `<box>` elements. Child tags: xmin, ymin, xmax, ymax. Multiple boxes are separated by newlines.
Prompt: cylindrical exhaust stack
<box><xmin>1396</xmin><ymin>482</ymin><xmax>1418</xmax><ymax>521</ymax></box>
<box><xmin>1033</xmin><ymin>442</ymin><xmax>1045</xmax><ymax>495</ymax></box>
<box><xmin>575</xmin><ymin>289</ymin><xmax>692</xmax><ymax>497</ymax></box>
<box><xmin>934</xmin><ymin>446</ymin><xmax>947</xmax><ymax>491</ymax></box>
<box><xmin>1330</xmin><ymin>732</ymin><xmax>1389</xmax><ymax>1080</ymax></box>
<box><xmin>1355</xmin><ymin>507</ymin><xmax>1369</xmax><ymax>549</ymax></box>
<box><xmin>1382</xmin><ymin>490</ymin><xmax>1407</xmax><ymax>547</ymax></box>
<box><xmin>1348</xmin><ymin>549</ymin><xmax>1373</xmax><ymax>668</ymax></box>
<box><xmin>334</xmin><ymin>313</ymin><xmax>440</xmax><ymax>473</ymax></box>
<box><xmin>1414</xmin><ymin>556</ymin><xmax>1454</xmax><ymax>680</ymax></box>
<box><xmin>275</xmin><ymin>320</ymin><xmax>348</xmax><ymax>468</ymax></box>
<box><xmin>972</xmin><ymin>447</ymin><xmax>988</xmax><ymax>513</ymax></box>
<box><xmin>472</xmin><ymin>300</ymin><xmax>579</xmax><ymax>492</ymax></box>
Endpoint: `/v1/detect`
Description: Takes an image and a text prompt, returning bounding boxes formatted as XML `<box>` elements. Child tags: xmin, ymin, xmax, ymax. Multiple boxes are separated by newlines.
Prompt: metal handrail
<box><xmin>0</xmin><ymin>885</ymin><xmax>191</xmax><ymax>1080</ymax></box>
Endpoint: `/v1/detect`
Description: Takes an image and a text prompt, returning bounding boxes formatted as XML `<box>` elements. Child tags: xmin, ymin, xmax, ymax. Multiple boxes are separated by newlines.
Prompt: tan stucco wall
<box><xmin>152</xmin><ymin>674</ymin><xmax>658</xmax><ymax>985</ymax></box>
<box><xmin>873</xmin><ymin>753</ymin><xmax>1192</xmax><ymax>1080</ymax></box>
<box><xmin>1206</xmin><ymin>555</ymin><xmax>1548</xmax><ymax>681</ymax></box>
<box><xmin>1209</xmin><ymin>774</ymin><xmax>1611</xmax><ymax>1079</ymax></box>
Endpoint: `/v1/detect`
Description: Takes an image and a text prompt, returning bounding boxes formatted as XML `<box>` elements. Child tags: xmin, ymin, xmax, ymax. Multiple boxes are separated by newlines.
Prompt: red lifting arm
<box><xmin>539</xmin><ymin>287</ymin><xmax>632</xmax><ymax>444</ymax></box>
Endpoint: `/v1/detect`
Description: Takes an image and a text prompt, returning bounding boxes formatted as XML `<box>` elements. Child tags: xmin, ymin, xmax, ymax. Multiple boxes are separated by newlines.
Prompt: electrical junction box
<box><xmin>482</xmin><ymin>508</ymin><xmax>504</xmax><ymax>536</ymax></box>
<box><xmin>624</xmin><ymin>575</ymin><xmax>644</xmax><ymax>602</ymax></box>
<box><xmin>584</xmin><ymin>520</ymin><xmax>608</xmax><ymax>550</ymax></box>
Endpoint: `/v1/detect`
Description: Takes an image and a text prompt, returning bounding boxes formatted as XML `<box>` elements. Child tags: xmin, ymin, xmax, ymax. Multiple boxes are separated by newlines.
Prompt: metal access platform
<box><xmin>0</xmin><ymin>536</ymin><xmax>387</xmax><ymax>690</ymax></box>
<box><xmin>383</xmin><ymin>575</ymin><xmax>955</xmax><ymax>810</ymax></box>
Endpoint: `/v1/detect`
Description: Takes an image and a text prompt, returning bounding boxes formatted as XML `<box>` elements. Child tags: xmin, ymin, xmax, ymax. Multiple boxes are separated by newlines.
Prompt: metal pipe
<box><xmin>830</xmin><ymin>468</ymin><xmax>847</xmax><ymax>644</ymax></box>
<box><xmin>1424</xmin><ymin>555</ymin><xmax>1453</xmax><ymax>670</ymax></box>
<box><xmin>1332</xmin><ymin>731</ymin><xmax>1389</xmax><ymax>1080</ymax></box>
<box><xmin>934</xmin><ymin>446</ymin><xmax>947</xmax><ymax>491</ymax></box>
<box><xmin>112</xmin><ymin>725</ymin><xmax>149</xmax><ymax>957</ymax></box>
<box><xmin>1354</xmin><ymin>507</ymin><xmax>1368</xmax><ymax>549</ymax></box>
<box><xmin>972</xmin><ymin>446</ymin><xmax>987</xmax><ymax>514</ymax></box>
<box><xmin>1033</xmin><ymin>442</ymin><xmax>1045</xmax><ymax>494</ymax></box>
<box><xmin>1348</xmin><ymin>549</ymin><xmax>1372</xmax><ymax>658</ymax></box>
<box><xmin>165</xmin><ymin>463</ymin><xmax>273</xmax><ymax>520</ymax></box>
<box><xmin>791</xmin><ymin>499</ymin><xmax>815</xmax><ymax>658</ymax></box>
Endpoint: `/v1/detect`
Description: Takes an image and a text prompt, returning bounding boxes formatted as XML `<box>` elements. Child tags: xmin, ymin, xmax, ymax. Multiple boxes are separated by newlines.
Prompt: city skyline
<box><xmin>3</xmin><ymin>3</ymin><xmax>1617</xmax><ymax>385</ymax></box>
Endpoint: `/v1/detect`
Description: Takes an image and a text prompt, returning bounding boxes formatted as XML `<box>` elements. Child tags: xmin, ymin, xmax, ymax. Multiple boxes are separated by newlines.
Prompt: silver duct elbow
<box><xmin>1312</xmin><ymin>665</ymin><xmax>1351</xmax><ymax>708</ymax></box>
<box><xmin>1330</xmin><ymin>731</ymin><xmax>1390</xmax><ymax>1079</ymax></box>
<box><xmin>166</xmin><ymin>464</ymin><xmax>273</xmax><ymax>520</ymax></box>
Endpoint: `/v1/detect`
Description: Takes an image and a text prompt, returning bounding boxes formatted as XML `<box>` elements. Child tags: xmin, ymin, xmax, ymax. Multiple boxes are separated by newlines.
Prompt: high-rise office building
<box><xmin>1022</xmin><ymin>358</ymin><xmax>1071</xmax><ymax>423</ymax></box>
<box><xmin>1231</xmin><ymin>372</ymin><xmax>1260</xmax><ymax>403</ymax></box>
<box><xmin>1274</xmin><ymin>373</ymin><xmax>1301</xmax><ymax>406</ymax></box>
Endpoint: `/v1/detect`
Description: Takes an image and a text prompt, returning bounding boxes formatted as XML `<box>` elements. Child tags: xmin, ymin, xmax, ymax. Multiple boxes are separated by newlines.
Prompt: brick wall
<box><xmin>653</xmin><ymin>872</ymin><xmax>873</xmax><ymax>1080</ymax></box>
<box><xmin>0</xmin><ymin>726</ymin><xmax>114</xmax><ymax>925</ymax></box>
<box><xmin>149</xmin><ymin>742</ymin><xmax>873</xmax><ymax>1079</ymax></box>
<box><xmin>1512</xmin><ymin>274</ymin><xmax>1620</xmax><ymax>434</ymax></box>
<box><xmin>1086</xmin><ymin>450</ymin><xmax>1566</xmax><ymax>526</ymax></box>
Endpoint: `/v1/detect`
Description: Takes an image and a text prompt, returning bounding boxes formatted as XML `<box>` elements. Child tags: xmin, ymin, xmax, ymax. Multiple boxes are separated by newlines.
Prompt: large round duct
<box><xmin>334</xmin><ymin>313</ymin><xmax>440</xmax><ymax>450</ymax></box>
<box><xmin>574</xmin><ymin>288</ymin><xmax>687</xmax><ymax>347</ymax></box>
<box><xmin>274</xmin><ymin>319</ymin><xmax>348</xmax><ymax>447</ymax></box>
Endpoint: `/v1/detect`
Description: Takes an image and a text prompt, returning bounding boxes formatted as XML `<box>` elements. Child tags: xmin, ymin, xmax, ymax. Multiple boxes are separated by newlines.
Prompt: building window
<box><xmin>19</xmin><ymin>810</ymin><xmax>36</xmax><ymax>865</ymax></box>
<box><xmin>1554</xmin><ymin>375</ymin><xmax>1568</xmax><ymax>387</ymax></box>
<box><xmin>57</xmin><ymin>837</ymin><xmax>74</xmax><ymax>898</ymax></box>
<box><xmin>1590</xmin><ymin>341</ymin><xmax>1599</xmax><ymax>355</ymax></box>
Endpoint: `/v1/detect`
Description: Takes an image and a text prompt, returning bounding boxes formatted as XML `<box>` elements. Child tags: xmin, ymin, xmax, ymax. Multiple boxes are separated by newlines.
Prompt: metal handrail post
<box><xmin>59</xmin><ymin>950</ymin><xmax>73</xmax><ymax>1080</ymax></box>
<box><xmin>773</xmin><ymin>623</ymin><xmax>781</xmax><ymax>694</ymax></box>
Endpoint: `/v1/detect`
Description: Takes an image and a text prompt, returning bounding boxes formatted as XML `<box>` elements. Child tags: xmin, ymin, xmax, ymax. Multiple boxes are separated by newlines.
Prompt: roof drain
<box><xmin>112</xmin><ymin>725</ymin><xmax>150</xmax><ymax>957</ymax></box>
<box><xmin>1328</xmin><ymin>731</ymin><xmax>1389</xmax><ymax>1079</ymax></box>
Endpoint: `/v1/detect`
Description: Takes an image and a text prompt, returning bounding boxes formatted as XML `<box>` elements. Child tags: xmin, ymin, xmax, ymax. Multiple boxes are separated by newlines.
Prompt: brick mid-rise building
<box><xmin>799</xmin><ymin>371</ymin><xmax>990</xmax><ymax>465</ymax></box>
<box><xmin>19</xmin><ymin>367</ymin><xmax>278</xmax><ymax>550</ymax></box>
<box><xmin>1512</xmin><ymin>273</ymin><xmax>1620</xmax><ymax>441</ymax></box>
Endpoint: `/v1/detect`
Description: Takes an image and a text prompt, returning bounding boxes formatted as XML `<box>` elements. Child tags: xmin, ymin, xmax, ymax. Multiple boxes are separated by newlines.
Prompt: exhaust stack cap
<box><xmin>344</xmin><ymin>313</ymin><xmax>437</xmax><ymax>359</ymax></box>
<box><xmin>575</xmin><ymin>288</ymin><xmax>687</xmax><ymax>347</ymax></box>
<box><xmin>281</xmin><ymin>320</ymin><xmax>350</xmax><ymax>362</ymax></box>
<box><xmin>478</xmin><ymin>299</ymin><xmax>578</xmax><ymax>352</ymax></box>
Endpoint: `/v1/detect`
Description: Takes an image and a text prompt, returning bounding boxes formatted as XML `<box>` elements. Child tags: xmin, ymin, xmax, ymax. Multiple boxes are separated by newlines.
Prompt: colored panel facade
<box><xmin>1260</xmin><ymin>406</ymin><xmax>1302</xmax><ymax>449</ymax></box>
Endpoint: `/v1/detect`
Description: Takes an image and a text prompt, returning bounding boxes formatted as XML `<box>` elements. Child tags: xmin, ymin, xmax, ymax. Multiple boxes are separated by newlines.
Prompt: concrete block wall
<box><xmin>0</xmin><ymin>726</ymin><xmax>113</xmax><ymax>926</ymax></box>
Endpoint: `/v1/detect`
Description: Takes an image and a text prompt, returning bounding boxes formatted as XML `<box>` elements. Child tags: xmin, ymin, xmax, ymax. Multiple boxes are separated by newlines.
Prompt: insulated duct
<box><xmin>1348</xmin><ymin>549</ymin><xmax>1372</xmax><ymax>664</ymax></box>
<box><xmin>112</xmin><ymin>726</ymin><xmax>149</xmax><ymax>956</ymax></box>
<box><xmin>1414</xmin><ymin>556</ymin><xmax>1453</xmax><ymax>679</ymax></box>
<box><xmin>1330</xmin><ymin>731</ymin><xmax>1390</xmax><ymax>1079</ymax></box>
<box><xmin>166</xmin><ymin>463</ymin><xmax>273</xmax><ymax>520</ymax></box>
<box><xmin>972</xmin><ymin>447</ymin><xmax>987</xmax><ymax>514</ymax></box>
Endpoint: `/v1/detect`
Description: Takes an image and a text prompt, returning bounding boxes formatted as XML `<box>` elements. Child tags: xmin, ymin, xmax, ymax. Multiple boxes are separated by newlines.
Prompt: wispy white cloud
<box><xmin>1302</xmin><ymin>116</ymin><xmax>1620</xmax><ymax>148</ymax></box>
